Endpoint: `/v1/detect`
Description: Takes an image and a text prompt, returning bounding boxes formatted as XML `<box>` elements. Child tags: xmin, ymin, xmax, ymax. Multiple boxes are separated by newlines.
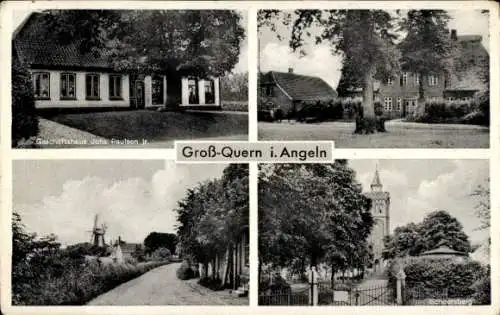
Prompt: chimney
<box><xmin>288</xmin><ymin>68</ymin><xmax>294</xmax><ymax>73</ymax></box>
<box><xmin>451</xmin><ymin>29</ymin><xmax>457</xmax><ymax>41</ymax></box>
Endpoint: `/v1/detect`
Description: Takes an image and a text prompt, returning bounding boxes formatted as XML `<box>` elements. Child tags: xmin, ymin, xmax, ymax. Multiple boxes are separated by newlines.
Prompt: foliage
<box><xmin>12</xmin><ymin>212</ymin><xmax>169</xmax><ymax>305</ymax></box>
<box><xmin>389</xmin><ymin>259</ymin><xmax>486</xmax><ymax>299</ymax></box>
<box><xmin>11</xmin><ymin>56</ymin><xmax>39</xmax><ymax>148</ymax></box>
<box><xmin>399</xmin><ymin>10</ymin><xmax>453</xmax><ymax>104</ymax></box>
<box><xmin>471</xmin><ymin>179</ymin><xmax>490</xmax><ymax>231</ymax></box>
<box><xmin>220</xmin><ymin>72</ymin><xmax>248</xmax><ymax>101</ymax></box>
<box><xmin>258</xmin><ymin>9</ymin><xmax>400</xmax><ymax>133</ymax></box>
<box><xmin>175</xmin><ymin>164</ymin><xmax>249</xmax><ymax>276</ymax></box>
<box><xmin>258</xmin><ymin>162</ymin><xmax>373</xmax><ymax>273</ymax></box>
<box><xmin>471</xmin><ymin>265</ymin><xmax>490</xmax><ymax>305</ymax></box>
<box><xmin>384</xmin><ymin>210</ymin><xmax>471</xmax><ymax>259</ymax></box>
<box><xmin>143</xmin><ymin>232</ymin><xmax>178</xmax><ymax>255</ymax></box>
<box><xmin>42</xmin><ymin>10</ymin><xmax>245</xmax><ymax>77</ymax></box>
<box><xmin>151</xmin><ymin>247</ymin><xmax>172</xmax><ymax>261</ymax></box>
<box><xmin>176</xmin><ymin>260</ymin><xmax>197</xmax><ymax>280</ymax></box>
<box><xmin>221</xmin><ymin>101</ymin><xmax>248</xmax><ymax>112</ymax></box>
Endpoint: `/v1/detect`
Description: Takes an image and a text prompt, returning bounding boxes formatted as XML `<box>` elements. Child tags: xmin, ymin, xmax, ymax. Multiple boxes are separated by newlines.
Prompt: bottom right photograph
<box><xmin>258</xmin><ymin>160</ymin><xmax>490</xmax><ymax>306</ymax></box>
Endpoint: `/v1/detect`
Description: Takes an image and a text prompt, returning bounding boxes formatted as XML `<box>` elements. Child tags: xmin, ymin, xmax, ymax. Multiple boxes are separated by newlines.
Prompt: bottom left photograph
<box><xmin>11</xmin><ymin>160</ymin><xmax>249</xmax><ymax>306</ymax></box>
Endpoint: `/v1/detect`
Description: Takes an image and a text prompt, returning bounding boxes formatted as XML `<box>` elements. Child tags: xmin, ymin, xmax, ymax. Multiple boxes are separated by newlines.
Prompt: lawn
<box><xmin>43</xmin><ymin>110</ymin><xmax>248</xmax><ymax>147</ymax></box>
<box><xmin>258</xmin><ymin>121</ymin><xmax>489</xmax><ymax>148</ymax></box>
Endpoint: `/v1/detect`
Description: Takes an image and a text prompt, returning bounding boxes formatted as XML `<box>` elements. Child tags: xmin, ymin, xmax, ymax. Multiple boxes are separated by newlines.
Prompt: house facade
<box><xmin>339</xmin><ymin>29</ymin><xmax>489</xmax><ymax>119</ymax></box>
<box><xmin>259</xmin><ymin>68</ymin><xmax>337</xmax><ymax>115</ymax></box>
<box><xmin>13</xmin><ymin>12</ymin><xmax>221</xmax><ymax>109</ymax></box>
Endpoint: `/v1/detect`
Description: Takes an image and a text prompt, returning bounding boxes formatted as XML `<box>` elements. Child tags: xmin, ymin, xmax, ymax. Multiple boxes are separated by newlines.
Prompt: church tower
<box><xmin>364</xmin><ymin>167</ymin><xmax>390</xmax><ymax>271</ymax></box>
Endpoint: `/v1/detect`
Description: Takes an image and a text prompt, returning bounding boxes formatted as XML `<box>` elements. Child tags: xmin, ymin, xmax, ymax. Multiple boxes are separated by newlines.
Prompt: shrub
<box><xmin>151</xmin><ymin>247</ymin><xmax>171</xmax><ymax>261</ymax></box>
<box><xmin>221</xmin><ymin>101</ymin><xmax>248</xmax><ymax>112</ymax></box>
<box><xmin>412</xmin><ymin>98</ymin><xmax>485</xmax><ymax>125</ymax></box>
<box><xmin>12</xmin><ymin>57</ymin><xmax>39</xmax><ymax>147</ymax></box>
<box><xmin>471</xmin><ymin>265</ymin><xmax>490</xmax><ymax>305</ymax></box>
<box><xmin>176</xmin><ymin>260</ymin><xmax>197</xmax><ymax>280</ymax></box>
<box><xmin>198</xmin><ymin>277</ymin><xmax>225</xmax><ymax>291</ymax></box>
<box><xmin>388</xmin><ymin>258</ymin><xmax>485</xmax><ymax>299</ymax></box>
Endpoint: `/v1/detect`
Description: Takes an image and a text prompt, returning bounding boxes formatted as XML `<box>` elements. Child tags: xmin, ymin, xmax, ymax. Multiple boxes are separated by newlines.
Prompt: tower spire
<box><xmin>371</xmin><ymin>165</ymin><xmax>383</xmax><ymax>191</ymax></box>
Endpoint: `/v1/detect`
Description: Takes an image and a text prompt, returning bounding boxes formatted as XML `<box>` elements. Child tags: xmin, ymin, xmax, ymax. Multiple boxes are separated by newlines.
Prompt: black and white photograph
<box><xmin>258</xmin><ymin>10</ymin><xmax>490</xmax><ymax>148</ymax></box>
<box><xmin>12</xmin><ymin>160</ymin><xmax>249</xmax><ymax>305</ymax></box>
<box><xmin>12</xmin><ymin>10</ymin><xmax>248</xmax><ymax>148</ymax></box>
<box><xmin>258</xmin><ymin>160</ymin><xmax>490</xmax><ymax>305</ymax></box>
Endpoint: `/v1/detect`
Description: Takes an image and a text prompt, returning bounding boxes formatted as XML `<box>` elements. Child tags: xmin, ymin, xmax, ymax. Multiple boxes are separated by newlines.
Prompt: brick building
<box><xmin>339</xmin><ymin>30</ymin><xmax>489</xmax><ymax>119</ymax></box>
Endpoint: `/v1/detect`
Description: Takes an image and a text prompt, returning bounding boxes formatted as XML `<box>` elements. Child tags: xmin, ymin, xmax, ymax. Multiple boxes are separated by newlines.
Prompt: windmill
<box><xmin>87</xmin><ymin>214</ymin><xmax>107</xmax><ymax>247</ymax></box>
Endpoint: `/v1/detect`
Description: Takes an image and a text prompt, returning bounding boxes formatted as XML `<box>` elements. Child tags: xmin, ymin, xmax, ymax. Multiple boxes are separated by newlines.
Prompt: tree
<box><xmin>383</xmin><ymin>222</ymin><xmax>423</xmax><ymax>258</ymax></box>
<box><xmin>259</xmin><ymin>10</ymin><xmax>399</xmax><ymax>134</ymax></box>
<box><xmin>41</xmin><ymin>10</ymin><xmax>245</xmax><ymax>78</ymax></box>
<box><xmin>419</xmin><ymin>210</ymin><xmax>471</xmax><ymax>253</ymax></box>
<box><xmin>175</xmin><ymin>164</ymin><xmax>248</xmax><ymax>285</ymax></box>
<box><xmin>144</xmin><ymin>232</ymin><xmax>178</xmax><ymax>255</ymax></box>
<box><xmin>11</xmin><ymin>55</ymin><xmax>39</xmax><ymax>147</ymax></box>
<box><xmin>258</xmin><ymin>162</ymin><xmax>373</xmax><ymax>281</ymax></box>
<box><xmin>220</xmin><ymin>72</ymin><xmax>248</xmax><ymax>101</ymax></box>
<box><xmin>399</xmin><ymin>10</ymin><xmax>453</xmax><ymax>116</ymax></box>
<box><xmin>151</xmin><ymin>247</ymin><xmax>172</xmax><ymax>261</ymax></box>
<box><xmin>471</xmin><ymin>179</ymin><xmax>490</xmax><ymax>231</ymax></box>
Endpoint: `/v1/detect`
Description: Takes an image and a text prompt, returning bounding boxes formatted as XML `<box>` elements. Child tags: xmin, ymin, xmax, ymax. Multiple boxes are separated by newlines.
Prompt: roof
<box><xmin>13</xmin><ymin>12</ymin><xmax>112</xmax><ymax>70</ymax></box>
<box><xmin>119</xmin><ymin>243</ymin><xmax>141</xmax><ymax>253</ymax></box>
<box><xmin>420</xmin><ymin>245</ymin><xmax>468</xmax><ymax>257</ymax></box>
<box><xmin>263</xmin><ymin>71</ymin><xmax>337</xmax><ymax>102</ymax></box>
<box><xmin>371</xmin><ymin>169</ymin><xmax>382</xmax><ymax>188</ymax></box>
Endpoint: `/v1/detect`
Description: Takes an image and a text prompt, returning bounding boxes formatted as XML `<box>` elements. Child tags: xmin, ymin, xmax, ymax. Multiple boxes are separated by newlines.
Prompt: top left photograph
<box><xmin>11</xmin><ymin>9</ymin><xmax>249</xmax><ymax>148</ymax></box>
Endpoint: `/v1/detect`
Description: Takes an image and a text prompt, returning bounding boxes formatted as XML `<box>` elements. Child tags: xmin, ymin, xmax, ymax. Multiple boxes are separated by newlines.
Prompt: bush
<box><xmin>176</xmin><ymin>260</ymin><xmax>197</xmax><ymax>280</ymax></box>
<box><xmin>388</xmin><ymin>258</ymin><xmax>486</xmax><ymax>299</ymax></box>
<box><xmin>221</xmin><ymin>101</ymin><xmax>248</xmax><ymax>112</ymax></box>
<box><xmin>471</xmin><ymin>265</ymin><xmax>490</xmax><ymax>305</ymax></box>
<box><xmin>151</xmin><ymin>247</ymin><xmax>171</xmax><ymax>261</ymax></box>
<box><xmin>412</xmin><ymin>98</ymin><xmax>487</xmax><ymax>125</ymax></box>
<box><xmin>12</xmin><ymin>57</ymin><xmax>39</xmax><ymax>147</ymax></box>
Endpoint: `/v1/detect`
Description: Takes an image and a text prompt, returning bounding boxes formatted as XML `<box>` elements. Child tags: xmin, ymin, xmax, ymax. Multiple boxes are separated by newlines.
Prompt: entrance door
<box><xmin>135</xmin><ymin>81</ymin><xmax>145</xmax><ymax>109</ymax></box>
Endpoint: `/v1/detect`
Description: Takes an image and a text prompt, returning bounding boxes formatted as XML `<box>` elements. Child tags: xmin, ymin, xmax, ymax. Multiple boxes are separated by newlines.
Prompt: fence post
<box><xmin>396</xmin><ymin>268</ymin><xmax>406</xmax><ymax>305</ymax></box>
<box><xmin>308</xmin><ymin>266</ymin><xmax>319</xmax><ymax>306</ymax></box>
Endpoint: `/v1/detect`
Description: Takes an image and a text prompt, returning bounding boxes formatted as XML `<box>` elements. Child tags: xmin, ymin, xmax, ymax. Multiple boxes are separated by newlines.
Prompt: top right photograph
<box><xmin>257</xmin><ymin>9</ymin><xmax>490</xmax><ymax>148</ymax></box>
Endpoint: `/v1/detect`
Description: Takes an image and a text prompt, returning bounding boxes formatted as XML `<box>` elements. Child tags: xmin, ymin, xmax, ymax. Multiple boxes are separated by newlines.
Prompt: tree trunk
<box><xmin>355</xmin><ymin>65</ymin><xmax>385</xmax><ymax>134</ymax></box>
<box><xmin>330</xmin><ymin>264</ymin><xmax>335</xmax><ymax>290</ymax></box>
<box><xmin>414</xmin><ymin>72</ymin><xmax>426</xmax><ymax>118</ymax></box>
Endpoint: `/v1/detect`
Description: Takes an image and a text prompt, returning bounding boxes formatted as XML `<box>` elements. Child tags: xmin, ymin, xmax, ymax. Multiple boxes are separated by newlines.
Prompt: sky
<box><xmin>259</xmin><ymin>10</ymin><xmax>490</xmax><ymax>89</ymax></box>
<box><xmin>12</xmin><ymin>9</ymin><xmax>248</xmax><ymax>74</ymax></box>
<box><xmin>13</xmin><ymin>160</ymin><xmax>228</xmax><ymax>246</ymax></box>
<box><xmin>348</xmin><ymin>159</ymin><xmax>489</xmax><ymax>245</ymax></box>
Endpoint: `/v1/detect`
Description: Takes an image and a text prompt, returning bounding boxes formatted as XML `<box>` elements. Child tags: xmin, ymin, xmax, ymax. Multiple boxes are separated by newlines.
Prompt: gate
<box><xmin>318</xmin><ymin>282</ymin><xmax>396</xmax><ymax>306</ymax></box>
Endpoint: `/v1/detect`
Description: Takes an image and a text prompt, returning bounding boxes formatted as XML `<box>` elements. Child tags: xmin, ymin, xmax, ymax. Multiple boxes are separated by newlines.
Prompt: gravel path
<box><xmin>87</xmin><ymin>263</ymin><xmax>248</xmax><ymax>305</ymax></box>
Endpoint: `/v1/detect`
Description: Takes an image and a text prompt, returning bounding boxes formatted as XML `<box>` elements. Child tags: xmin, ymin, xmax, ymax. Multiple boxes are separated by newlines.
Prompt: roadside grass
<box><xmin>258</xmin><ymin>122</ymin><xmax>489</xmax><ymax>148</ymax></box>
<box><xmin>13</xmin><ymin>261</ymin><xmax>169</xmax><ymax>305</ymax></box>
<box><xmin>43</xmin><ymin>110</ymin><xmax>248</xmax><ymax>143</ymax></box>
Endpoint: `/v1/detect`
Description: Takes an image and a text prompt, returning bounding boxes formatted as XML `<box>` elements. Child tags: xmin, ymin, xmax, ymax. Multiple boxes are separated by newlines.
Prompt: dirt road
<box><xmin>87</xmin><ymin>263</ymin><xmax>248</xmax><ymax>305</ymax></box>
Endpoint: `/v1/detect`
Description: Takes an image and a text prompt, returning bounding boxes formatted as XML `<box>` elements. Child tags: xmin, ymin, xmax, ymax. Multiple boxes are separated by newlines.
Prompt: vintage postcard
<box><xmin>0</xmin><ymin>1</ymin><xmax>498</xmax><ymax>315</ymax></box>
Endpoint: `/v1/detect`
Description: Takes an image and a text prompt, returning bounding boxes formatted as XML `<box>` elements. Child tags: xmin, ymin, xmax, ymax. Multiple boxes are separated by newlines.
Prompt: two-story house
<box><xmin>339</xmin><ymin>29</ymin><xmax>489</xmax><ymax>119</ymax></box>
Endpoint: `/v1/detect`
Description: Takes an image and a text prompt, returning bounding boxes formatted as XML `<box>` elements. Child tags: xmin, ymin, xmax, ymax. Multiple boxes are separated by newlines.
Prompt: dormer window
<box><xmin>387</xmin><ymin>77</ymin><xmax>393</xmax><ymax>85</ymax></box>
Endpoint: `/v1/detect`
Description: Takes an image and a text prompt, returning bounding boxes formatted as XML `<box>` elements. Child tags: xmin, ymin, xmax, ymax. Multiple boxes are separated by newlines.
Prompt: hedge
<box><xmin>388</xmin><ymin>258</ymin><xmax>486</xmax><ymax>299</ymax></box>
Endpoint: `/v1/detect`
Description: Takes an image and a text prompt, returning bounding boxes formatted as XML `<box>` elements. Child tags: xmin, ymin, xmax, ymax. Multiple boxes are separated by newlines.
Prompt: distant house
<box><xmin>12</xmin><ymin>12</ymin><xmax>221</xmax><ymax>109</ymax></box>
<box><xmin>259</xmin><ymin>68</ymin><xmax>337</xmax><ymax>115</ymax></box>
<box><xmin>338</xmin><ymin>29</ymin><xmax>489</xmax><ymax>118</ymax></box>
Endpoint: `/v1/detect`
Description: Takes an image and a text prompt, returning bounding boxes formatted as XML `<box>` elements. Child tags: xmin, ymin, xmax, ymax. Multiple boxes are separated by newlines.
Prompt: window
<box><xmin>188</xmin><ymin>79</ymin><xmax>198</xmax><ymax>104</ymax></box>
<box><xmin>60</xmin><ymin>73</ymin><xmax>76</xmax><ymax>99</ymax></box>
<box><xmin>402</xmin><ymin>72</ymin><xmax>409</xmax><ymax>85</ymax></box>
<box><xmin>265</xmin><ymin>85</ymin><xmax>274</xmax><ymax>97</ymax></box>
<box><xmin>448</xmin><ymin>97</ymin><xmax>454</xmax><ymax>101</ymax></box>
<box><xmin>85</xmin><ymin>74</ymin><xmax>100</xmax><ymax>99</ymax></box>
<box><xmin>396</xmin><ymin>97</ymin><xmax>402</xmax><ymax>111</ymax></box>
<box><xmin>32</xmin><ymin>72</ymin><xmax>50</xmax><ymax>99</ymax></box>
<box><xmin>414</xmin><ymin>73</ymin><xmax>420</xmax><ymax>86</ymax></box>
<box><xmin>428</xmin><ymin>74</ymin><xmax>438</xmax><ymax>86</ymax></box>
<box><xmin>384</xmin><ymin>97</ymin><xmax>393</xmax><ymax>111</ymax></box>
<box><xmin>387</xmin><ymin>77</ymin><xmax>393</xmax><ymax>85</ymax></box>
<box><xmin>204</xmin><ymin>80</ymin><xmax>215</xmax><ymax>104</ymax></box>
<box><xmin>109</xmin><ymin>75</ymin><xmax>122</xmax><ymax>99</ymax></box>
